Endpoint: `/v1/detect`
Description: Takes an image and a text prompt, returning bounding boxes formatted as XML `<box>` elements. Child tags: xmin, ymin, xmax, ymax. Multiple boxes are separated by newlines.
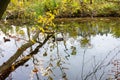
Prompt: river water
<box><xmin>0</xmin><ymin>18</ymin><xmax>120</xmax><ymax>80</ymax></box>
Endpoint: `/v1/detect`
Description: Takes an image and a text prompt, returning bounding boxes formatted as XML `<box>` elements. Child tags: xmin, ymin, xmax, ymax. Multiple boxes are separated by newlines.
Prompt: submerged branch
<box><xmin>0</xmin><ymin>30</ymin><xmax>40</xmax><ymax>79</ymax></box>
<box><xmin>0</xmin><ymin>34</ymin><xmax>52</xmax><ymax>80</ymax></box>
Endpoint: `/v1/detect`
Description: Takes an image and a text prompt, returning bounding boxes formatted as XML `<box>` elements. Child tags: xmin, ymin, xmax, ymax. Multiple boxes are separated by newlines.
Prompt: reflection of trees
<box><xmin>112</xmin><ymin>27</ymin><xmax>120</xmax><ymax>38</ymax></box>
<box><xmin>56</xmin><ymin>21</ymin><xmax>120</xmax><ymax>38</ymax></box>
<box><xmin>1</xmin><ymin>19</ymin><xmax>120</xmax><ymax>79</ymax></box>
<box><xmin>76</xmin><ymin>45</ymin><xmax>120</xmax><ymax>80</ymax></box>
<box><xmin>0</xmin><ymin>25</ymin><xmax>53</xmax><ymax>79</ymax></box>
<box><xmin>55</xmin><ymin>41</ymin><xmax>68</xmax><ymax>80</ymax></box>
<box><xmin>80</xmin><ymin>37</ymin><xmax>92</xmax><ymax>48</ymax></box>
<box><xmin>40</xmin><ymin>32</ymin><xmax>69</xmax><ymax>80</ymax></box>
<box><xmin>56</xmin><ymin>21</ymin><xmax>120</xmax><ymax>48</ymax></box>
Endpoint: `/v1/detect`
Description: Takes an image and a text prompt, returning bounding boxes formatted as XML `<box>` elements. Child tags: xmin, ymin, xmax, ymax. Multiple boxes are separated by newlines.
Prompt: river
<box><xmin>0</xmin><ymin>18</ymin><xmax>120</xmax><ymax>80</ymax></box>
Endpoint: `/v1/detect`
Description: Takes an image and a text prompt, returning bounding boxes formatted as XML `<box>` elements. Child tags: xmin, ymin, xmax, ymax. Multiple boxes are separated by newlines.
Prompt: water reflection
<box><xmin>0</xmin><ymin>19</ymin><xmax>120</xmax><ymax>80</ymax></box>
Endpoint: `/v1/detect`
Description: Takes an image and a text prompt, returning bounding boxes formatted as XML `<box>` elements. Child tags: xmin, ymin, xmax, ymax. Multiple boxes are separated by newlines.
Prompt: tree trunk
<box><xmin>90</xmin><ymin>0</ymin><xmax>92</xmax><ymax>4</ymax></box>
<box><xmin>0</xmin><ymin>0</ymin><xmax>10</xmax><ymax>19</ymax></box>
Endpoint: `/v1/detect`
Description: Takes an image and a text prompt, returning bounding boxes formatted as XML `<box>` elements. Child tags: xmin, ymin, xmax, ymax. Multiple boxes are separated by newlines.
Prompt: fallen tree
<box><xmin>0</xmin><ymin>31</ymin><xmax>53</xmax><ymax>80</ymax></box>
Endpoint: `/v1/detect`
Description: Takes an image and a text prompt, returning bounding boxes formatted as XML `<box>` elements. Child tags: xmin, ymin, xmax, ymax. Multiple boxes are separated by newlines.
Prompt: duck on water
<box><xmin>3</xmin><ymin>37</ymin><xmax>10</xmax><ymax>42</ymax></box>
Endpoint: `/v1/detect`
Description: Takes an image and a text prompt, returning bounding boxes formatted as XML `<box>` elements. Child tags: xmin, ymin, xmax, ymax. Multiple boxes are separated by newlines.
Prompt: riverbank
<box><xmin>3</xmin><ymin>0</ymin><xmax>120</xmax><ymax>21</ymax></box>
<box><xmin>54</xmin><ymin>17</ymin><xmax>120</xmax><ymax>23</ymax></box>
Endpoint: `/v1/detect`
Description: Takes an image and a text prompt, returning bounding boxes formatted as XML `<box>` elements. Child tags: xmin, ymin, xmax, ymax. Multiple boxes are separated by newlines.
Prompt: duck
<box><xmin>3</xmin><ymin>37</ymin><xmax>10</xmax><ymax>42</ymax></box>
<box><xmin>56</xmin><ymin>37</ymin><xmax>64</xmax><ymax>41</ymax></box>
<box><xmin>52</xmin><ymin>36</ymin><xmax>64</xmax><ymax>42</ymax></box>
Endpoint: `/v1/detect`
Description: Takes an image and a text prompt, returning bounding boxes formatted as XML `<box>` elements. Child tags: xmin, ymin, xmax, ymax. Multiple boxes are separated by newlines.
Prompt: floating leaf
<box><xmin>49</xmin><ymin>63</ymin><xmax>53</xmax><ymax>67</ymax></box>
<box><xmin>43</xmin><ymin>52</ymin><xmax>47</xmax><ymax>56</ymax></box>
<box><xmin>48</xmin><ymin>76</ymin><xmax>53</xmax><ymax>80</ymax></box>
<box><xmin>32</xmin><ymin>67</ymin><xmax>38</xmax><ymax>73</ymax></box>
<box><xmin>71</xmin><ymin>47</ymin><xmax>76</xmax><ymax>55</ymax></box>
<box><xmin>43</xmin><ymin>72</ymin><xmax>48</xmax><ymax>76</ymax></box>
<box><xmin>62</xmin><ymin>67</ymin><xmax>69</xmax><ymax>70</ymax></box>
<box><xmin>57</xmin><ymin>60</ymin><xmax>61</xmax><ymax>67</ymax></box>
<box><xmin>71</xmin><ymin>51</ymin><xmax>76</xmax><ymax>55</ymax></box>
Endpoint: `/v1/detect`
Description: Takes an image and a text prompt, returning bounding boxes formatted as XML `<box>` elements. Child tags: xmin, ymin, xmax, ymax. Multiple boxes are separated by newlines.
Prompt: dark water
<box><xmin>0</xmin><ymin>18</ymin><xmax>120</xmax><ymax>80</ymax></box>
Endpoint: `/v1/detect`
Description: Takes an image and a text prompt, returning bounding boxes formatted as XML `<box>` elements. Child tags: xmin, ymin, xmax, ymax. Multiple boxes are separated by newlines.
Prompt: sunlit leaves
<box><xmin>19</xmin><ymin>1</ymin><xmax>24</xmax><ymax>7</ymax></box>
<box><xmin>53</xmin><ymin>9</ymin><xmax>59</xmax><ymax>15</ymax></box>
<box><xmin>36</xmin><ymin>11</ymin><xmax>56</xmax><ymax>35</ymax></box>
<box><xmin>11</xmin><ymin>0</ymin><xmax>24</xmax><ymax>7</ymax></box>
<box><xmin>37</xmin><ymin>12</ymin><xmax>55</xmax><ymax>28</ymax></box>
<box><xmin>37</xmin><ymin>15</ymin><xmax>45</xmax><ymax>23</ymax></box>
<box><xmin>11</xmin><ymin>0</ymin><xmax>18</xmax><ymax>4</ymax></box>
<box><xmin>18</xmin><ymin>29</ymin><xmax>25</xmax><ymax>35</ymax></box>
<box><xmin>31</xmin><ymin>26</ymin><xmax>36</xmax><ymax>33</ymax></box>
<box><xmin>39</xmin><ymin>27</ymin><xmax>45</xmax><ymax>33</ymax></box>
<box><xmin>31</xmin><ymin>39</ymin><xmax>36</xmax><ymax>44</ymax></box>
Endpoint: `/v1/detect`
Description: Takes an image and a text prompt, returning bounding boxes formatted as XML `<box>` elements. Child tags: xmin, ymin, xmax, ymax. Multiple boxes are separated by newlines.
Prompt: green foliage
<box><xmin>4</xmin><ymin>0</ymin><xmax>120</xmax><ymax>22</ymax></box>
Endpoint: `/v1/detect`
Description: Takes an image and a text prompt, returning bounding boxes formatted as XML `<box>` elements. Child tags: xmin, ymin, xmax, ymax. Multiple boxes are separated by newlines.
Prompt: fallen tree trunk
<box><xmin>0</xmin><ymin>30</ymin><xmax>40</xmax><ymax>75</ymax></box>
<box><xmin>0</xmin><ymin>34</ymin><xmax>52</xmax><ymax>80</ymax></box>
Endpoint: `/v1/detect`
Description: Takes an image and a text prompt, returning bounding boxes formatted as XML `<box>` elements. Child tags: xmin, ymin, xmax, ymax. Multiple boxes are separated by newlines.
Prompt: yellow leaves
<box><xmin>53</xmin><ymin>9</ymin><xmax>59</xmax><ymax>15</ymax></box>
<box><xmin>19</xmin><ymin>1</ymin><xmax>24</xmax><ymax>7</ymax></box>
<box><xmin>11</xmin><ymin>0</ymin><xmax>24</xmax><ymax>7</ymax></box>
<box><xmin>38</xmin><ymin>15</ymin><xmax>45</xmax><ymax>23</ymax></box>
<box><xmin>84</xmin><ymin>0</ymin><xmax>88</xmax><ymax>3</ymax></box>
<box><xmin>31</xmin><ymin>39</ymin><xmax>36</xmax><ymax>44</ymax></box>
<box><xmin>62</xmin><ymin>0</ymin><xmax>67</xmax><ymax>3</ymax></box>
<box><xmin>37</xmin><ymin>12</ymin><xmax>55</xmax><ymax>28</ymax></box>
<box><xmin>18</xmin><ymin>30</ymin><xmax>25</xmax><ymax>35</ymax></box>
<box><xmin>31</xmin><ymin>27</ymin><xmax>36</xmax><ymax>32</ymax></box>
<box><xmin>46</xmin><ymin>12</ymin><xmax>55</xmax><ymax>20</ymax></box>
<box><xmin>11</xmin><ymin>0</ymin><xmax>18</xmax><ymax>5</ymax></box>
<box><xmin>39</xmin><ymin>27</ymin><xmax>45</xmax><ymax>33</ymax></box>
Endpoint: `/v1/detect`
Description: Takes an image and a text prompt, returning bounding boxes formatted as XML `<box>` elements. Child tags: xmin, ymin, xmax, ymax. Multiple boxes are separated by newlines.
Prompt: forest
<box><xmin>1</xmin><ymin>0</ymin><xmax>120</xmax><ymax>20</ymax></box>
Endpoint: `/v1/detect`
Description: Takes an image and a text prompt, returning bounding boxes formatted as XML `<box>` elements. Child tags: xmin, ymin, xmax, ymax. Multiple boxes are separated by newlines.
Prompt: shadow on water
<box><xmin>0</xmin><ymin>18</ymin><xmax>120</xmax><ymax>80</ymax></box>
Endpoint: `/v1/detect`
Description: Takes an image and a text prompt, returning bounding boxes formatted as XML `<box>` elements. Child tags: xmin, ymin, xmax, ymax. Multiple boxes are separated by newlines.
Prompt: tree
<box><xmin>90</xmin><ymin>0</ymin><xmax>92</xmax><ymax>4</ymax></box>
<box><xmin>0</xmin><ymin>0</ymin><xmax>10</xmax><ymax>19</ymax></box>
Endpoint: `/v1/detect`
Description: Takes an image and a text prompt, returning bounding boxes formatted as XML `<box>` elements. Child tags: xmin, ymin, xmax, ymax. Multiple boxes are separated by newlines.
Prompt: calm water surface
<box><xmin>0</xmin><ymin>18</ymin><xmax>120</xmax><ymax>80</ymax></box>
